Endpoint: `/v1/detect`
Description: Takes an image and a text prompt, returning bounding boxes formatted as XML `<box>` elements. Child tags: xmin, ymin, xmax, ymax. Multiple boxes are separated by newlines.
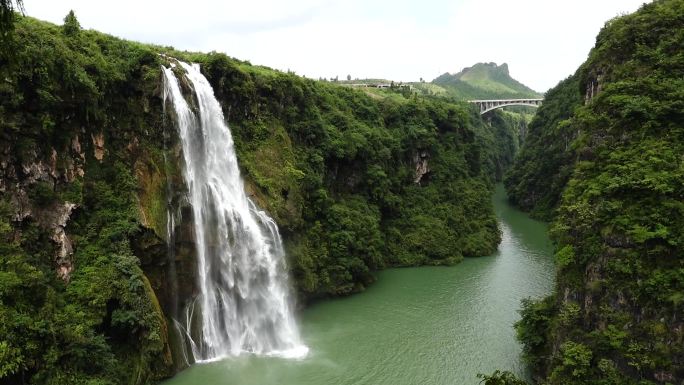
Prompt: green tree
<box><xmin>477</xmin><ymin>370</ymin><xmax>529</xmax><ymax>385</ymax></box>
<box><xmin>0</xmin><ymin>0</ymin><xmax>23</xmax><ymax>59</ymax></box>
<box><xmin>62</xmin><ymin>9</ymin><xmax>80</xmax><ymax>36</ymax></box>
<box><xmin>0</xmin><ymin>0</ymin><xmax>23</xmax><ymax>35</ymax></box>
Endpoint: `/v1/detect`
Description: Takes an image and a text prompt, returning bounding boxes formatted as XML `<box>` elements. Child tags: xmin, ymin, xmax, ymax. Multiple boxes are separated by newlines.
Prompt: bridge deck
<box><xmin>468</xmin><ymin>98</ymin><xmax>543</xmax><ymax>115</ymax></box>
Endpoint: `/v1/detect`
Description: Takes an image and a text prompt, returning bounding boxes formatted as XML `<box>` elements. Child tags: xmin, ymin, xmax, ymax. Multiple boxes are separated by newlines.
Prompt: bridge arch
<box><xmin>468</xmin><ymin>99</ymin><xmax>543</xmax><ymax>115</ymax></box>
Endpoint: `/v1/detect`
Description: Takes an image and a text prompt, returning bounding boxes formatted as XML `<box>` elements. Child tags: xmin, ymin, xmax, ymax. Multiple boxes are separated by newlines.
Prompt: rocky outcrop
<box><xmin>37</xmin><ymin>201</ymin><xmax>77</xmax><ymax>281</ymax></box>
<box><xmin>0</xmin><ymin>137</ymin><xmax>88</xmax><ymax>280</ymax></box>
<box><xmin>19</xmin><ymin>150</ymin><xmax>54</xmax><ymax>185</ymax></box>
<box><xmin>92</xmin><ymin>131</ymin><xmax>106</xmax><ymax>161</ymax></box>
<box><xmin>413</xmin><ymin>151</ymin><xmax>430</xmax><ymax>184</ymax></box>
<box><xmin>584</xmin><ymin>70</ymin><xmax>604</xmax><ymax>103</ymax></box>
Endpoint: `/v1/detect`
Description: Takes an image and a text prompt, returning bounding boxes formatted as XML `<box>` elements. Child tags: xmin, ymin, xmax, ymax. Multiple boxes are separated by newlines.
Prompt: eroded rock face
<box><xmin>584</xmin><ymin>70</ymin><xmax>604</xmax><ymax>103</ymax></box>
<box><xmin>0</xmin><ymin>139</ymin><xmax>86</xmax><ymax>281</ymax></box>
<box><xmin>72</xmin><ymin>135</ymin><xmax>82</xmax><ymax>156</ymax></box>
<box><xmin>20</xmin><ymin>151</ymin><xmax>53</xmax><ymax>185</ymax></box>
<box><xmin>0</xmin><ymin>155</ymin><xmax>15</xmax><ymax>193</ymax></box>
<box><xmin>67</xmin><ymin>136</ymin><xmax>87</xmax><ymax>182</ymax></box>
<box><xmin>8</xmin><ymin>194</ymin><xmax>77</xmax><ymax>281</ymax></box>
<box><xmin>35</xmin><ymin>202</ymin><xmax>77</xmax><ymax>281</ymax></box>
<box><xmin>92</xmin><ymin>132</ymin><xmax>106</xmax><ymax>161</ymax></box>
<box><xmin>413</xmin><ymin>151</ymin><xmax>430</xmax><ymax>184</ymax></box>
<box><xmin>1</xmin><ymin>137</ymin><xmax>86</xmax><ymax>189</ymax></box>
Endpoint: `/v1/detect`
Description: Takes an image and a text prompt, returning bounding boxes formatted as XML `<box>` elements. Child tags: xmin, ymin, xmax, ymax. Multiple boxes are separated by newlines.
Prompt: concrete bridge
<box><xmin>468</xmin><ymin>98</ymin><xmax>543</xmax><ymax>115</ymax></box>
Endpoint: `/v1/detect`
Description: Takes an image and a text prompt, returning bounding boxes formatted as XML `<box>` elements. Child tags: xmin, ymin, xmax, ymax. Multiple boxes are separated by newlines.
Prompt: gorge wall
<box><xmin>0</xmin><ymin>15</ymin><xmax>520</xmax><ymax>384</ymax></box>
<box><xmin>507</xmin><ymin>1</ymin><xmax>684</xmax><ymax>384</ymax></box>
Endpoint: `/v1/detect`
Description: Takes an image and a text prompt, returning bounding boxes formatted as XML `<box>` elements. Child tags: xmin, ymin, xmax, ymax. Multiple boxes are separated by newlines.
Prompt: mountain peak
<box><xmin>432</xmin><ymin>62</ymin><xmax>539</xmax><ymax>100</ymax></box>
<box><xmin>459</xmin><ymin>62</ymin><xmax>509</xmax><ymax>76</ymax></box>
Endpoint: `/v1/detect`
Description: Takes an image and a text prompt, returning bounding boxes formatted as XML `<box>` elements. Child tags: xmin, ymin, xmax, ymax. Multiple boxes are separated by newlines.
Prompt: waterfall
<box><xmin>161</xmin><ymin>60</ymin><xmax>307</xmax><ymax>362</ymax></box>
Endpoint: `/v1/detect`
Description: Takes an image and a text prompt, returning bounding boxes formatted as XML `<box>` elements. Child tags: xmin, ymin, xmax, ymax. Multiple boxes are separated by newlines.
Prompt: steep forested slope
<box><xmin>0</xmin><ymin>15</ymin><xmax>519</xmax><ymax>384</ymax></box>
<box><xmin>0</xmin><ymin>13</ymin><xmax>174</xmax><ymax>385</ymax></box>
<box><xmin>508</xmin><ymin>1</ymin><xmax>684</xmax><ymax>384</ymax></box>
<box><xmin>504</xmin><ymin>74</ymin><xmax>583</xmax><ymax>220</ymax></box>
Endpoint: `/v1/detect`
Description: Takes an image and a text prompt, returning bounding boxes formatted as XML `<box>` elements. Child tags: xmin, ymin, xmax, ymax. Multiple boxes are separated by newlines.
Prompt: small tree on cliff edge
<box><xmin>63</xmin><ymin>10</ymin><xmax>81</xmax><ymax>36</ymax></box>
<box><xmin>0</xmin><ymin>0</ymin><xmax>23</xmax><ymax>61</ymax></box>
<box><xmin>0</xmin><ymin>0</ymin><xmax>23</xmax><ymax>35</ymax></box>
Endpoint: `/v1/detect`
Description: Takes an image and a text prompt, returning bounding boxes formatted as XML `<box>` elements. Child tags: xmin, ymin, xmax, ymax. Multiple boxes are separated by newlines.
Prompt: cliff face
<box><xmin>509</xmin><ymin>1</ymin><xmax>684</xmax><ymax>384</ymax></box>
<box><xmin>0</xmin><ymin>15</ymin><xmax>520</xmax><ymax>384</ymax></box>
<box><xmin>0</xmin><ymin>15</ymin><xmax>180</xmax><ymax>385</ymax></box>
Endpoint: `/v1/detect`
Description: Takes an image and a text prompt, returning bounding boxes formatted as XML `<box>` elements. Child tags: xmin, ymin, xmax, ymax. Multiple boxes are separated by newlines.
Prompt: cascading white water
<box><xmin>161</xmin><ymin>60</ymin><xmax>307</xmax><ymax>362</ymax></box>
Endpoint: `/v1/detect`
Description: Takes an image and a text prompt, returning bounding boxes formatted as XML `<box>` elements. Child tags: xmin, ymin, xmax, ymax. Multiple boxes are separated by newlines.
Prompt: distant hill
<box><xmin>430</xmin><ymin>62</ymin><xmax>541</xmax><ymax>100</ymax></box>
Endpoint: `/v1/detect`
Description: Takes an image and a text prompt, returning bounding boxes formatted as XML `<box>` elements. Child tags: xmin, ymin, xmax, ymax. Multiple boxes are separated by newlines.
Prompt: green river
<box><xmin>164</xmin><ymin>185</ymin><xmax>555</xmax><ymax>385</ymax></box>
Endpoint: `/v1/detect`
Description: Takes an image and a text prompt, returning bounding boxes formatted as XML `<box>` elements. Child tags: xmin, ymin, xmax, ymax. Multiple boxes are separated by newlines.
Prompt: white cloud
<box><xmin>24</xmin><ymin>0</ymin><xmax>649</xmax><ymax>91</ymax></box>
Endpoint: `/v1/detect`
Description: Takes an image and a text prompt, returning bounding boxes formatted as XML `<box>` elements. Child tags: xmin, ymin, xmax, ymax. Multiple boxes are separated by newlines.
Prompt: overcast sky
<box><xmin>25</xmin><ymin>0</ymin><xmax>649</xmax><ymax>92</ymax></box>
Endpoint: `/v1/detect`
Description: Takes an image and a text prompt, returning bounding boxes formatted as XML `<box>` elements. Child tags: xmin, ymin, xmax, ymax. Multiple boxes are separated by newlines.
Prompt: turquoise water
<box><xmin>163</xmin><ymin>185</ymin><xmax>555</xmax><ymax>384</ymax></box>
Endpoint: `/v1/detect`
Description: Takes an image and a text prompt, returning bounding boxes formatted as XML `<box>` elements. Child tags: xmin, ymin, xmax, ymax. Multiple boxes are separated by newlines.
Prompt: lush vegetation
<box><xmin>508</xmin><ymin>1</ymin><xmax>684</xmax><ymax>384</ymax></box>
<box><xmin>0</xmin><ymin>12</ymin><xmax>522</xmax><ymax>384</ymax></box>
